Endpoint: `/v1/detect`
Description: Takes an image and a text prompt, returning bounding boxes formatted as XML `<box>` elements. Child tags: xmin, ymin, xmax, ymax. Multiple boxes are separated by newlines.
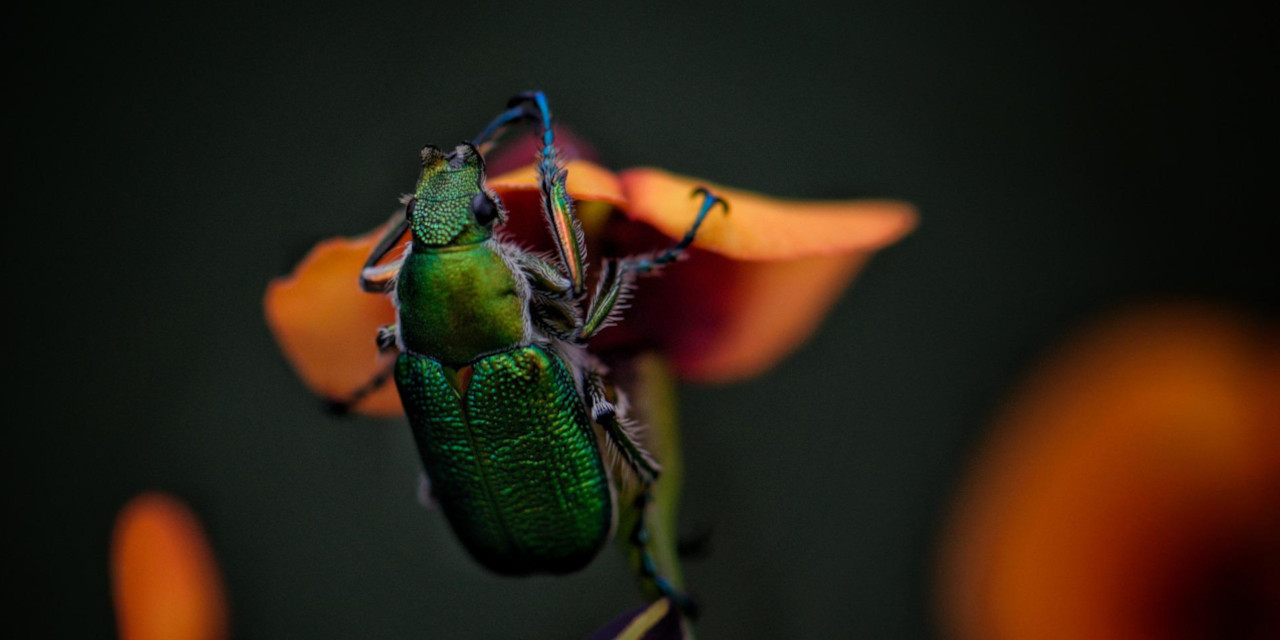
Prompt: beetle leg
<box><xmin>577</xmin><ymin>188</ymin><xmax>728</xmax><ymax>341</ymax></box>
<box><xmin>583</xmin><ymin>368</ymin><xmax>695</xmax><ymax>610</ymax></box>
<box><xmin>359</xmin><ymin>210</ymin><xmax>410</xmax><ymax>293</ymax></box>
<box><xmin>621</xmin><ymin>187</ymin><xmax>728</xmax><ymax>275</ymax></box>
<box><xmin>515</xmin><ymin>251</ymin><xmax>573</xmax><ymax>299</ymax></box>
<box><xmin>376</xmin><ymin>324</ymin><xmax>399</xmax><ymax>353</ymax></box>
<box><xmin>630</xmin><ymin>489</ymin><xmax>700</xmax><ymax>618</ymax></box>
<box><xmin>578</xmin><ymin>258</ymin><xmax>633</xmax><ymax>340</ymax></box>
<box><xmin>322</xmin><ymin>358</ymin><xmax>396</xmax><ymax>415</ymax></box>
<box><xmin>470</xmin><ymin>92</ymin><xmax>588</xmax><ymax>294</ymax></box>
<box><xmin>529</xmin><ymin>294</ymin><xmax>581</xmax><ymax>342</ymax></box>
<box><xmin>467</xmin><ymin>93</ymin><xmax>544</xmax><ymax>153</ymax></box>
<box><xmin>514</xmin><ymin>92</ymin><xmax>588</xmax><ymax>296</ymax></box>
<box><xmin>584</xmin><ymin>369</ymin><xmax>661</xmax><ymax>485</ymax></box>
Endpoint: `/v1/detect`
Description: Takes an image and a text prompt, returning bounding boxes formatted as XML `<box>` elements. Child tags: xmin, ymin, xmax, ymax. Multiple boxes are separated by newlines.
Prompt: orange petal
<box><xmin>618</xmin><ymin>168</ymin><xmax>915</xmax><ymax>261</ymax></box>
<box><xmin>264</xmin><ymin>225</ymin><xmax>402</xmax><ymax>416</ymax></box>
<box><xmin>111</xmin><ymin>493</ymin><xmax>229</xmax><ymax>640</ymax></box>
<box><xmin>600</xmin><ymin>247</ymin><xmax>873</xmax><ymax>382</ymax></box>
<box><xmin>611</xmin><ymin>169</ymin><xmax>916</xmax><ymax>382</ymax></box>
<box><xmin>939</xmin><ymin>306</ymin><xmax>1279</xmax><ymax>640</ymax></box>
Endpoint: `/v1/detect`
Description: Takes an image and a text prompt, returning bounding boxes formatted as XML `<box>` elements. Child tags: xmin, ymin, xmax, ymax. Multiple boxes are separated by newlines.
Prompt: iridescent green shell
<box><xmin>395</xmin><ymin>244</ymin><xmax>525</xmax><ymax>367</ymax></box>
<box><xmin>394</xmin><ymin>346</ymin><xmax>614</xmax><ymax>575</ymax></box>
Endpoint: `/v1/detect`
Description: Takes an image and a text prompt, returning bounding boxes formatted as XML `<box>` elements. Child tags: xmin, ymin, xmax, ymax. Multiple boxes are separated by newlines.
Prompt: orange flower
<box><xmin>938</xmin><ymin>305</ymin><xmax>1279</xmax><ymax>640</ymax></box>
<box><xmin>111</xmin><ymin>492</ymin><xmax>229</xmax><ymax>640</ymax></box>
<box><xmin>106</xmin><ymin>492</ymin><xmax>683</xmax><ymax>639</ymax></box>
<box><xmin>264</xmin><ymin>148</ymin><xmax>914</xmax><ymax>416</ymax></box>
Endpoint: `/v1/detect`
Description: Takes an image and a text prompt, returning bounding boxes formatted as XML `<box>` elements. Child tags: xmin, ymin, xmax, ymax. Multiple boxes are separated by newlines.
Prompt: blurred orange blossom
<box><xmin>939</xmin><ymin>305</ymin><xmax>1279</xmax><ymax>640</ymax></box>
<box><xmin>111</xmin><ymin>492</ymin><xmax>229</xmax><ymax>640</ymax></box>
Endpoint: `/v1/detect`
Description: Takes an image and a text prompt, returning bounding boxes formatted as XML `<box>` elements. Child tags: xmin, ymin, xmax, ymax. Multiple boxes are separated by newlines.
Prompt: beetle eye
<box><xmin>471</xmin><ymin>192</ymin><xmax>499</xmax><ymax>225</ymax></box>
<box><xmin>403</xmin><ymin>198</ymin><xmax>417</xmax><ymax>221</ymax></box>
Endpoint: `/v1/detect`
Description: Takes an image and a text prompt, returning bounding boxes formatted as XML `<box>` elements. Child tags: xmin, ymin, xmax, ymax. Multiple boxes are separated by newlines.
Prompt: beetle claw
<box><xmin>691</xmin><ymin>186</ymin><xmax>730</xmax><ymax>215</ymax></box>
<box><xmin>505</xmin><ymin>91</ymin><xmax>546</xmax><ymax>123</ymax></box>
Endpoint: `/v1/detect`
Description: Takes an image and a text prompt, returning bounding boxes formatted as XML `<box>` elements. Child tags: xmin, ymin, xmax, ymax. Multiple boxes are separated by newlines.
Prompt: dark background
<box><xmin>5</xmin><ymin>2</ymin><xmax>1271</xmax><ymax>638</ymax></box>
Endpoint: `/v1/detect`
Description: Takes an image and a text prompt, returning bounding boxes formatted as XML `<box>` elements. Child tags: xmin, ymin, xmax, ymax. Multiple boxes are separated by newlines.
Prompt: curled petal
<box><xmin>264</xmin><ymin>159</ymin><xmax>917</xmax><ymax>403</ymax></box>
<box><xmin>618</xmin><ymin>168</ymin><xmax>916</xmax><ymax>260</ymax></box>
<box><xmin>264</xmin><ymin>226</ymin><xmax>401</xmax><ymax>416</ymax></box>
<box><xmin>939</xmin><ymin>306</ymin><xmax>1279</xmax><ymax>640</ymax></box>
<box><xmin>111</xmin><ymin>493</ymin><xmax>229</xmax><ymax>640</ymax></box>
<box><xmin>612</xmin><ymin>169</ymin><xmax>917</xmax><ymax>382</ymax></box>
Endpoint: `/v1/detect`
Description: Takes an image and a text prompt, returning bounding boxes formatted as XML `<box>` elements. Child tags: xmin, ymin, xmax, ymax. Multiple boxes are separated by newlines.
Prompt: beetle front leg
<box><xmin>577</xmin><ymin>188</ymin><xmax>729</xmax><ymax>341</ymax></box>
<box><xmin>466</xmin><ymin>91</ymin><xmax>547</xmax><ymax>153</ymax></box>
<box><xmin>473</xmin><ymin>91</ymin><xmax>588</xmax><ymax>295</ymax></box>
<box><xmin>508</xmin><ymin>91</ymin><xmax>589</xmax><ymax>296</ymax></box>
<box><xmin>359</xmin><ymin>209</ymin><xmax>410</xmax><ymax>293</ymax></box>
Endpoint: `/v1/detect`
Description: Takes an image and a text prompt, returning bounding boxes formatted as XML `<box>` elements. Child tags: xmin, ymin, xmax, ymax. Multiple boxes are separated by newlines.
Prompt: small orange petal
<box><xmin>608</xmin><ymin>168</ymin><xmax>916</xmax><ymax>382</ymax></box>
<box><xmin>264</xmin><ymin>225</ymin><xmax>403</xmax><ymax>416</ymax></box>
<box><xmin>939</xmin><ymin>306</ymin><xmax>1279</xmax><ymax>640</ymax></box>
<box><xmin>618</xmin><ymin>168</ymin><xmax>916</xmax><ymax>261</ymax></box>
<box><xmin>111</xmin><ymin>493</ymin><xmax>229</xmax><ymax>640</ymax></box>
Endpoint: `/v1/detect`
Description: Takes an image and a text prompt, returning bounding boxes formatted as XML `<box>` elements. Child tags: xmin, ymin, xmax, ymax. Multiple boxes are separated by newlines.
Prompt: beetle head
<box><xmin>406</xmin><ymin>143</ymin><xmax>505</xmax><ymax>246</ymax></box>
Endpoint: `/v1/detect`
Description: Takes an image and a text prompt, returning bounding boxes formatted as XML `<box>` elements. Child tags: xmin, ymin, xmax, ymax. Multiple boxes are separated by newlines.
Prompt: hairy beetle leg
<box><xmin>376</xmin><ymin>324</ymin><xmax>398</xmax><ymax>353</ymax></box>
<box><xmin>578</xmin><ymin>188</ymin><xmax>728</xmax><ymax>341</ymax></box>
<box><xmin>470</xmin><ymin>90</ymin><xmax>587</xmax><ymax>295</ymax></box>
<box><xmin>584</xmin><ymin>370</ymin><xmax>661</xmax><ymax>485</ymax></box>
<box><xmin>631</xmin><ymin>490</ymin><xmax>700</xmax><ymax>619</ymax></box>
<box><xmin>579</xmin><ymin>259</ymin><xmax>630</xmax><ymax>339</ymax></box>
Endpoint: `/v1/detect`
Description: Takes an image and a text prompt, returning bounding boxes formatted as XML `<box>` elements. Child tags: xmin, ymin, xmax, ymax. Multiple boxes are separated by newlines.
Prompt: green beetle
<box><xmin>343</xmin><ymin>92</ymin><xmax>725</xmax><ymax>610</ymax></box>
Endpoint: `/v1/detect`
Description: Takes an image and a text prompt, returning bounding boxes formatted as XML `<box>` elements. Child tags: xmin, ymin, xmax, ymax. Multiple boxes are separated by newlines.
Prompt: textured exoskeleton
<box><xmin>347</xmin><ymin>92</ymin><xmax>726</xmax><ymax>609</ymax></box>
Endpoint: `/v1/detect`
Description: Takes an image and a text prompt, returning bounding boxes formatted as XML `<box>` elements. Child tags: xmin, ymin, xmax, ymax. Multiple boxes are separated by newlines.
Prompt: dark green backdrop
<box><xmin>6</xmin><ymin>2</ymin><xmax>1270</xmax><ymax>638</ymax></box>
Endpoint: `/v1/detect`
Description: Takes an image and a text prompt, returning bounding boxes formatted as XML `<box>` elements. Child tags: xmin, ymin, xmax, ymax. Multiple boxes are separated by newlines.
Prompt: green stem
<box><xmin>616</xmin><ymin>352</ymin><xmax>685</xmax><ymax>595</ymax></box>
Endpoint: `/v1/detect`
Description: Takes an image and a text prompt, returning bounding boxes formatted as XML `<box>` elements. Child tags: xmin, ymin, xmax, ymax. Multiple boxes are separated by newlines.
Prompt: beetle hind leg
<box><xmin>585</xmin><ymin>367</ymin><xmax>698</xmax><ymax>615</ymax></box>
<box><xmin>630</xmin><ymin>489</ymin><xmax>700</xmax><ymax>618</ymax></box>
<box><xmin>584</xmin><ymin>368</ymin><xmax>661</xmax><ymax>485</ymax></box>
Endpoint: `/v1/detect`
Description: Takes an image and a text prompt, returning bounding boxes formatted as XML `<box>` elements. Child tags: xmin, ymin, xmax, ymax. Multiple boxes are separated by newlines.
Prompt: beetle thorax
<box><xmin>395</xmin><ymin>243</ymin><xmax>527</xmax><ymax>366</ymax></box>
